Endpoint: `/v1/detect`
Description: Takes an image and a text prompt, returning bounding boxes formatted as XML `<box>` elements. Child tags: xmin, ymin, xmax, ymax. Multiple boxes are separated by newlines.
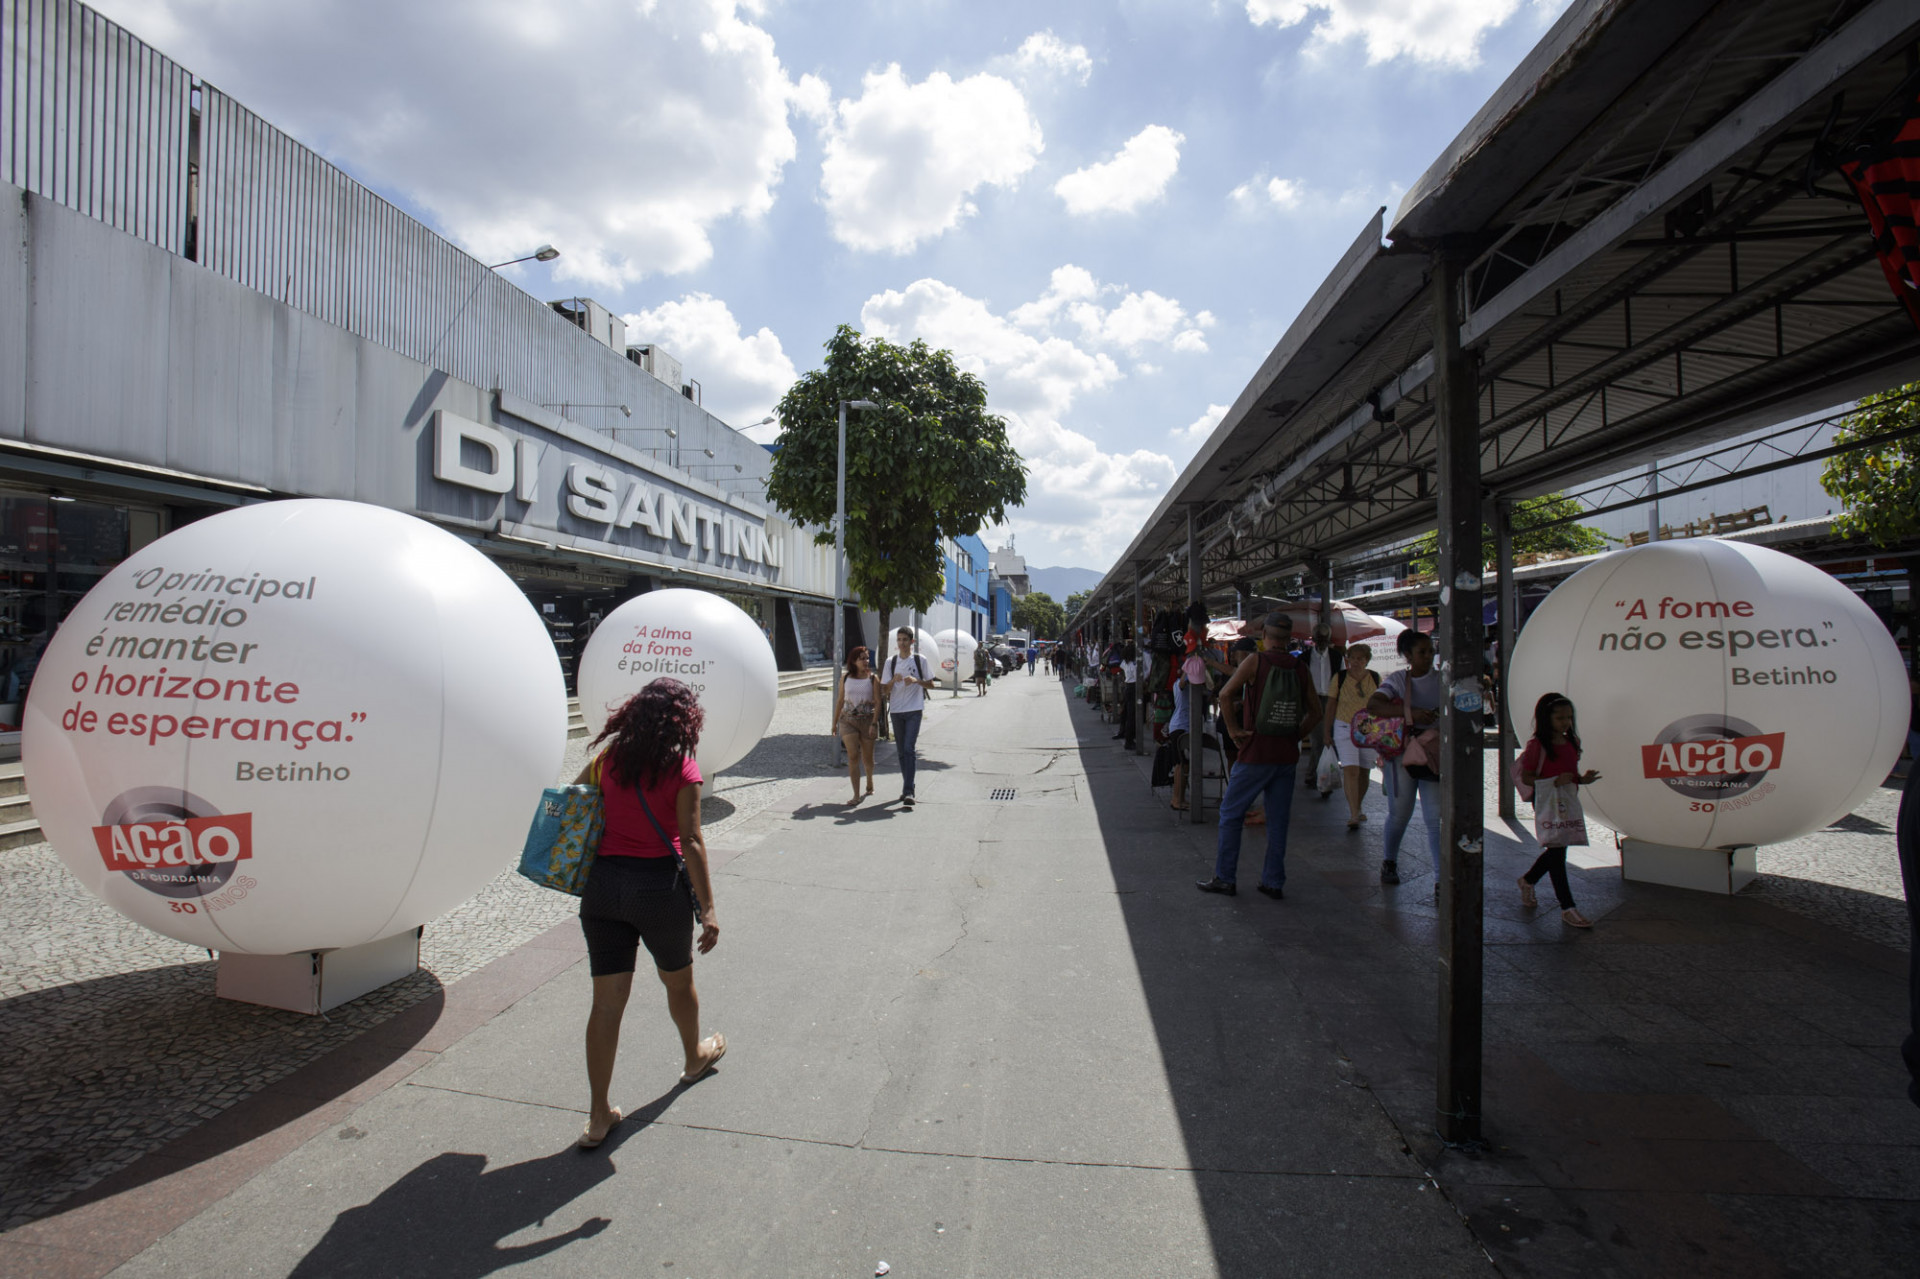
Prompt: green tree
<box><xmin>1819</xmin><ymin>386</ymin><xmax>1920</xmax><ymax>546</ymax></box>
<box><xmin>1012</xmin><ymin>590</ymin><xmax>1066</xmax><ymax>639</ymax></box>
<box><xmin>768</xmin><ymin>325</ymin><xmax>1028</xmax><ymax>625</ymax></box>
<box><xmin>1406</xmin><ymin>492</ymin><xmax>1612</xmax><ymax>575</ymax></box>
<box><xmin>1820</xmin><ymin>385</ymin><xmax>1920</xmax><ymax>674</ymax></box>
<box><xmin>1063</xmin><ymin>589</ymin><xmax>1093</xmax><ymax>619</ymax></box>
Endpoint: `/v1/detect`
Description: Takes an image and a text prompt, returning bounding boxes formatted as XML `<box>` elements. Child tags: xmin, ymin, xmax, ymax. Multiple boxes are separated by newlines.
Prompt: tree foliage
<box><xmin>767</xmin><ymin>325</ymin><xmax>1028</xmax><ymax>625</ymax></box>
<box><xmin>1819</xmin><ymin>385</ymin><xmax>1920</xmax><ymax>546</ymax></box>
<box><xmin>1063</xmin><ymin>589</ymin><xmax>1093</xmax><ymax>619</ymax></box>
<box><xmin>1406</xmin><ymin>492</ymin><xmax>1612</xmax><ymax>576</ymax></box>
<box><xmin>1011</xmin><ymin>590</ymin><xmax>1065</xmax><ymax>639</ymax></box>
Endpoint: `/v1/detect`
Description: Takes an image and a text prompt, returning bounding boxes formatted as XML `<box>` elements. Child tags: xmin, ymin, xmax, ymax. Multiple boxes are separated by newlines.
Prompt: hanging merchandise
<box><xmin>1836</xmin><ymin>85</ymin><xmax>1920</xmax><ymax>331</ymax></box>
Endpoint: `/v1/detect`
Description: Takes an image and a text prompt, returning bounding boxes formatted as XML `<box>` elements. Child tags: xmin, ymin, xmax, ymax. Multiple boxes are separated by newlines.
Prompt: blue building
<box><xmin>936</xmin><ymin>534</ymin><xmax>993</xmax><ymax>640</ymax></box>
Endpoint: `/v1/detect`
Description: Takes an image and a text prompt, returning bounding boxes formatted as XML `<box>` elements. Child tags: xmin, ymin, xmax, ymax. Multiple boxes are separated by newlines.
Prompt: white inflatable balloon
<box><xmin>933</xmin><ymin>628</ymin><xmax>979</xmax><ymax>679</ymax></box>
<box><xmin>23</xmin><ymin>499</ymin><xmax>567</xmax><ymax>954</ymax></box>
<box><xmin>1507</xmin><ymin>539</ymin><xmax>1904</xmax><ymax>849</ymax></box>
<box><xmin>576</xmin><ymin>588</ymin><xmax>777</xmax><ymax>774</ymax></box>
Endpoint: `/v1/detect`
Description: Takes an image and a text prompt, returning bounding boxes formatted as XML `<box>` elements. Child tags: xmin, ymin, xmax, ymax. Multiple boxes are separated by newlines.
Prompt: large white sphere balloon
<box><xmin>23</xmin><ymin>500</ymin><xmax>567</xmax><ymax>953</ymax></box>
<box><xmin>1507</xmin><ymin>539</ymin><xmax>1904</xmax><ymax>849</ymax></box>
<box><xmin>577</xmin><ymin>588</ymin><xmax>777</xmax><ymax>774</ymax></box>
<box><xmin>933</xmin><ymin>628</ymin><xmax>979</xmax><ymax>677</ymax></box>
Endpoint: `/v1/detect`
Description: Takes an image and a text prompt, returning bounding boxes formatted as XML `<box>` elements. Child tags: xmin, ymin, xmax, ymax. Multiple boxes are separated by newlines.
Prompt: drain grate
<box><xmin>989</xmin><ymin>788</ymin><xmax>1018</xmax><ymax>801</ymax></box>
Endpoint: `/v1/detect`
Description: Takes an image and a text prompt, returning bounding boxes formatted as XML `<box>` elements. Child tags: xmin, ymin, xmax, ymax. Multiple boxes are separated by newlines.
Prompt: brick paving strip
<box><xmin>0</xmin><ymin>832</ymin><xmax>772</xmax><ymax>1279</ymax></box>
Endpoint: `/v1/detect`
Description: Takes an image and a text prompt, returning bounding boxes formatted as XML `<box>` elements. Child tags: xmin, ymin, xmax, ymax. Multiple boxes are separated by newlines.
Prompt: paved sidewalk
<box><xmin>6</xmin><ymin>672</ymin><xmax>1916</xmax><ymax>1276</ymax></box>
<box><xmin>22</xmin><ymin>674</ymin><xmax>1492</xmax><ymax>1278</ymax></box>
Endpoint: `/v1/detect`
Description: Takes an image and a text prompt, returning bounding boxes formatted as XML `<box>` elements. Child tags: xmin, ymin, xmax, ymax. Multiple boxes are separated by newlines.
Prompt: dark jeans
<box><xmin>893</xmin><ymin>709</ymin><xmax>923</xmax><ymax>797</ymax></box>
<box><xmin>1119</xmin><ymin>683</ymin><xmax>1136</xmax><ymax>744</ymax></box>
<box><xmin>1214</xmin><ymin>761</ymin><xmax>1298</xmax><ymax>888</ymax></box>
<box><xmin>1524</xmin><ymin>845</ymin><xmax>1575</xmax><ymax>909</ymax></box>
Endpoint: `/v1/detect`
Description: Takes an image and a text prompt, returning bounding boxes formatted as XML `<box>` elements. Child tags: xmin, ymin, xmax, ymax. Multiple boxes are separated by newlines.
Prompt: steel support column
<box><xmin>1496</xmin><ymin>499</ymin><xmax>1517</xmax><ymax>823</ymax></box>
<box><xmin>1134</xmin><ymin>567</ymin><xmax>1148</xmax><ymax>756</ymax></box>
<box><xmin>1187</xmin><ymin>507</ymin><xmax>1206</xmax><ymax>824</ymax></box>
<box><xmin>1432</xmin><ymin>253</ymin><xmax>1485</xmax><ymax>1146</ymax></box>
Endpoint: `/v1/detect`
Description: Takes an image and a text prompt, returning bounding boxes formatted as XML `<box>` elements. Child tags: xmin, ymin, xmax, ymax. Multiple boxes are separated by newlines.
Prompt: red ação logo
<box><xmin>90</xmin><ymin>788</ymin><xmax>252</xmax><ymax>900</ymax></box>
<box><xmin>1639</xmin><ymin>714</ymin><xmax>1782</xmax><ymax>800</ymax></box>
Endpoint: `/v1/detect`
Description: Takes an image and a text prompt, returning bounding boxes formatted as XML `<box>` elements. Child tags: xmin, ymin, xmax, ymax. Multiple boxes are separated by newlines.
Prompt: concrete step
<box><xmin>778</xmin><ymin>668</ymin><xmax>835</xmax><ymax>697</ymax></box>
<box><xmin>566</xmin><ymin>698</ymin><xmax>588</xmax><ymax>740</ymax></box>
<box><xmin>0</xmin><ymin>760</ymin><xmax>22</xmax><ymax>798</ymax></box>
<box><xmin>0</xmin><ymin>791</ymin><xmax>33</xmax><ymax>823</ymax></box>
<box><xmin>0</xmin><ymin>816</ymin><xmax>42</xmax><ymax>851</ymax></box>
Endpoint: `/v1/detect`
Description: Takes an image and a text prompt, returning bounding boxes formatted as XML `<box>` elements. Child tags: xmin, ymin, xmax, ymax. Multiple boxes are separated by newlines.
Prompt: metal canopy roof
<box><xmin>1073</xmin><ymin>0</ymin><xmax>1920</xmax><ymax>626</ymax></box>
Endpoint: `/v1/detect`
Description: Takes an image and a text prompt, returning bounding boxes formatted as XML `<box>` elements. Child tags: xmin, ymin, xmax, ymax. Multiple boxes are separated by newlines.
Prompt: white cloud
<box><xmin>1008</xmin><ymin>266</ymin><xmax>1213</xmax><ymax>356</ymax></box>
<box><xmin>1230</xmin><ymin>175</ymin><xmax>1303</xmax><ymax>211</ymax></box>
<box><xmin>1244</xmin><ymin>0</ymin><xmax>1529</xmax><ymax>68</ymax></box>
<box><xmin>1176</xmin><ymin>403</ymin><xmax>1229</xmax><ymax>442</ymax></box>
<box><xmin>1229</xmin><ymin>172</ymin><xmax>1390</xmax><ymax>220</ymax></box>
<box><xmin>861</xmin><ymin>270</ymin><xmax>1216</xmax><ymax>562</ymax></box>
<box><xmin>1014</xmin><ymin>31</ymin><xmax>1093</xmax><ymax>85</ymax></box>
<box><xmin>818</xmin><ymin>65</ymin><xmax>1044</xmax><ymax>253</ymax></box>
<box><xmin>621</xmin><ymin>294</ymin><xmax>797</xmax><ymax>435</ymax></box>
<box><xmin>93</xmin><ymin>0</ymin><xmax>817</xmax><ymax>288</ymax></box>
<box><xmin>1054</xmin><ymin>125</ymin><xmax>1185</xmax><ymax>216</ymax></box>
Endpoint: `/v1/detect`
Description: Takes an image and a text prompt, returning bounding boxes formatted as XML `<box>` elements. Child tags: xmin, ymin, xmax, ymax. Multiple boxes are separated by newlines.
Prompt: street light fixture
<box><xmin>487</xmin><ymin>244</ymin><xmax>561</xmax><ymax>269</ymax></box>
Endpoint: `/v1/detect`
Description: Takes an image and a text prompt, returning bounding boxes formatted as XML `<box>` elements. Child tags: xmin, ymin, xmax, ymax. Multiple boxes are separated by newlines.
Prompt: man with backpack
<box><xmin>1196</xmin><ymin>612</ymin><xmax>1322</xmax><ymax>899</ymax></box>
<box><xmin>881</xmin><ymin>627</ymin><xmax>937</xmax><ymax>808</ymax></box>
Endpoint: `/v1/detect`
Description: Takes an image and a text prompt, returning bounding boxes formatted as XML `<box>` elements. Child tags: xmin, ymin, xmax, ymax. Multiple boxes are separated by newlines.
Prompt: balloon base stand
<box><xmin>215</xmin><ymin>928</ymin><xmax>423</xmax><ymax>1015</ymax></box>
<box><xmin>1619</xmin><ymin>838</ymin><xmax>1756</xmax><ymax>896</ymax></box>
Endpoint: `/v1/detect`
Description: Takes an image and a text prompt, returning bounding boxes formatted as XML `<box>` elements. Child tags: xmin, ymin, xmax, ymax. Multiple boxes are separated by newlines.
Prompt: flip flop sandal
<box><xmin>1562</xmin><ymin>909</ymin><xmax>1593</xmax><ymax>929</ymax></box>
<box><xmin>681</xmin><ymin>1032</ymin><xmax>727</xmax><ymax>1084</ymax></box>
<box><xmin>1516</xmin><ymin>876</ymin><xmax>1537</xmax><ymax>909</ymax></box>
<box><xmin>578</xmin><ymin>1106</ymin><xmax>623</xmax><ymax>1149</ymax></box>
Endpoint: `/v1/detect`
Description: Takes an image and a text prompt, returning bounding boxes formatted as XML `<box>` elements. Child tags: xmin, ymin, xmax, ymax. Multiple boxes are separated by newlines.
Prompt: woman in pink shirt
<box><xmin>574</xmin><ymin>678</ymin><xmax>724</xmax><ymax>1148</ymax></box>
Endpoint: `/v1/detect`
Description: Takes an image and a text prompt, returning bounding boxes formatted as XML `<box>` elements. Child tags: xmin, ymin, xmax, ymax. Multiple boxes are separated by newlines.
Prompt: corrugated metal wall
<box><xmin>0</xmin><ymin>0</ymin><xmax>190</xmax><ymax>253</ymax></box>
<box><xmin>0</xmin><ymin>0</ymin><xmax>726</xmax><ymax>436</ymax></box>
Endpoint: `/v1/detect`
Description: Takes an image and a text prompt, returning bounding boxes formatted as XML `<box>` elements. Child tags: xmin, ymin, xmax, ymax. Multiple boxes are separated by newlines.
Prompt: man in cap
<box><xmin>1198</xmin><ymin>612</ymin><xmax>1321</xmax><ymax>899</ymax></box>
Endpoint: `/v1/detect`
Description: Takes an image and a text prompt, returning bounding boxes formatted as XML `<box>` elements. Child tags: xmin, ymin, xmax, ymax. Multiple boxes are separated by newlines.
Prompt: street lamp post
<box><xmin>833</xmin><ymin>399</ymin><xmax>878</xmax><ymax>763</ymax></box>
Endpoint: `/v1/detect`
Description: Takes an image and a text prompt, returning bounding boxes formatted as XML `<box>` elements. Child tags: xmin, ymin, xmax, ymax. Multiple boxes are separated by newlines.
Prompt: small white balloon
<box><xmin>576</xmin><ymin>588</ymin><xmax>777</xmax><ymax>774</ymax></box>
<box><xmin>1507</xmin><ymin>539</ymin><xmax>1904</xmax><ymax>849</ymax></box>
<box><xmin>23</xmin><ymin>499</ymin><xmax>567</xmax><ymax>954</ymax></box>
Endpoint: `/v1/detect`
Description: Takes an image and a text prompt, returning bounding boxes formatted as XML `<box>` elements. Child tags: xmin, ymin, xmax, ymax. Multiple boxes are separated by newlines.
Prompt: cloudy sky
<box><xmin>101</xmin><ymin>0</ymin><xmax>1572</xmax><ymax>570</ymax></box>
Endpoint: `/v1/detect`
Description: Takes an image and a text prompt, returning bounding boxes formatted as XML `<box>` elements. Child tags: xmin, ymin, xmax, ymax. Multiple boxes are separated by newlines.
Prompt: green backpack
<box><xmin>1248</xmin><ymin>656</ymin><xmax>1304</xmax><ymax>737</ymax></box>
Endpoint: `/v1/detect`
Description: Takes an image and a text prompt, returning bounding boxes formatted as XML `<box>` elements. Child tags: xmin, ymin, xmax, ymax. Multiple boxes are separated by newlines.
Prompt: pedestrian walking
<box><xmin>881</xmin><ymin>627</ymin><xmax>936</xmax><ymax>807</ymax></box>
<box><xmin>1369</xmin><ymin>629</ymin><xmax>1442</xmax><ymax>889</ymax></box>
<box><xmin>1302</xmin><ymin>622</ymin><xmax>1343</xmax><ymax>794</ymax></box>
<box><xmin>833</xmin><ymin>646</ymin><xmax>881</xmax><ymax>804</ymax></box>
<box><xmin>1167</xmin><ymin>675</ymin><xmax>1193</xmax><ymax>811</ymax></box>
<box><xmin>1198</xmin><ymin>612</ymin><xmax>1322</xmax><ymax>898</ymax></box>
<box><xmin>574</xmin><ymin>678</ymin><xmax>724</xmax><ymax>1149</ymax></box>
<box><xmin>1027</xmin><ymin>643</ymin><xmax>1038</xmax><ymax>674</ymax></box>
<box><xmin>1324</xmin><ymin>644</ymin><xmax>1381</xmax><ymax>830</ymax></box>
<box><xmin>1115</xmin><ymin>644</ymin><xmax>1138</xmax><ymax>749</ymax></box>
<box><xmin>1517</xmin><ymin>693</ymin><xmax>1600</xmax><ymax>928</ymax></box>
<box><xmin>972</xmin><ymin>642</ymin><xmax>991</xmax><ymax>695</ymax></box>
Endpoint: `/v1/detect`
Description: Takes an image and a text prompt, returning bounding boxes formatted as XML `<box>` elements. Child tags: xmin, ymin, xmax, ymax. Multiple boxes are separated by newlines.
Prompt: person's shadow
<box><xmin>288</xmin><ymin>1086</ymin><xmax>683</xmax><ymax>1277</ymax></box>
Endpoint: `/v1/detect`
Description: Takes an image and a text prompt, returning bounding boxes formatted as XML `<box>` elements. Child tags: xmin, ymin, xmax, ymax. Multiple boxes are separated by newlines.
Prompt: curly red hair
<box><xmin>592</xmin><ymin>678</ymin><xmax>705</xmax><ymax>787</ymax></box>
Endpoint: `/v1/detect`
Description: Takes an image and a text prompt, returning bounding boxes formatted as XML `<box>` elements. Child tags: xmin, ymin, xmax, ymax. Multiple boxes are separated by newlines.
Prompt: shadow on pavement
<box><xmin>288</xmin><ymin>1084</ymin><xmax>684</xmax><ymax>1278</ymax></box>
<box><xmin>1057</xmin><ymin>679</ymin><xmax>1920</xmax><ymax>1275</ymax></box>
<box><xmin>0</xmin><ymin>964</ymin><xmax>445</xmax><ymax>1229</ymax></box>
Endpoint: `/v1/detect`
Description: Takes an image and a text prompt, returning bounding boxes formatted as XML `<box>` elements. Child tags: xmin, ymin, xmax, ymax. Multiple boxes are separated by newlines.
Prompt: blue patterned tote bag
<box><xmin>517</xmin><ymin>756</ymin><xmax>606</xmax><ymax>895</ymax></box>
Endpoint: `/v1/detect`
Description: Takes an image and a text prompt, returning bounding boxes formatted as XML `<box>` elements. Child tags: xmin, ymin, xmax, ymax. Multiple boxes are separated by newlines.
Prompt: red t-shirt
<box><xmin>597</xmin><ymin>754</ymin><xmax>702</xmax><ymax>859</ymax></box>
<box><xmin>1519</xmin><ymin>738</ymin><xmax>1580</xmax><ymax>784</ymax></box>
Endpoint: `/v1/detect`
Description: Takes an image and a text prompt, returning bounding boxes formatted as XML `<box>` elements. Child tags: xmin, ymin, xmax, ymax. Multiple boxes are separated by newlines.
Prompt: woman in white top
<box><xmin>832</xmin><ymin>646</ymin><xmax>881</xmax><ymax>805</ymax></box>
<box><xmin>1323</xmin><ymin>644</ymin><xmax>1381</xmax><ymax>830</ymax></box>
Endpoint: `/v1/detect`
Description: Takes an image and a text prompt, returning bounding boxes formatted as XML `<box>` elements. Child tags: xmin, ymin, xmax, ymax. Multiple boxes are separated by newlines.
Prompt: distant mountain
<box><xmin>1027</xmin><ymin>565</ymin><xmax>1104</xmax><ymax>600</ymax></box>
